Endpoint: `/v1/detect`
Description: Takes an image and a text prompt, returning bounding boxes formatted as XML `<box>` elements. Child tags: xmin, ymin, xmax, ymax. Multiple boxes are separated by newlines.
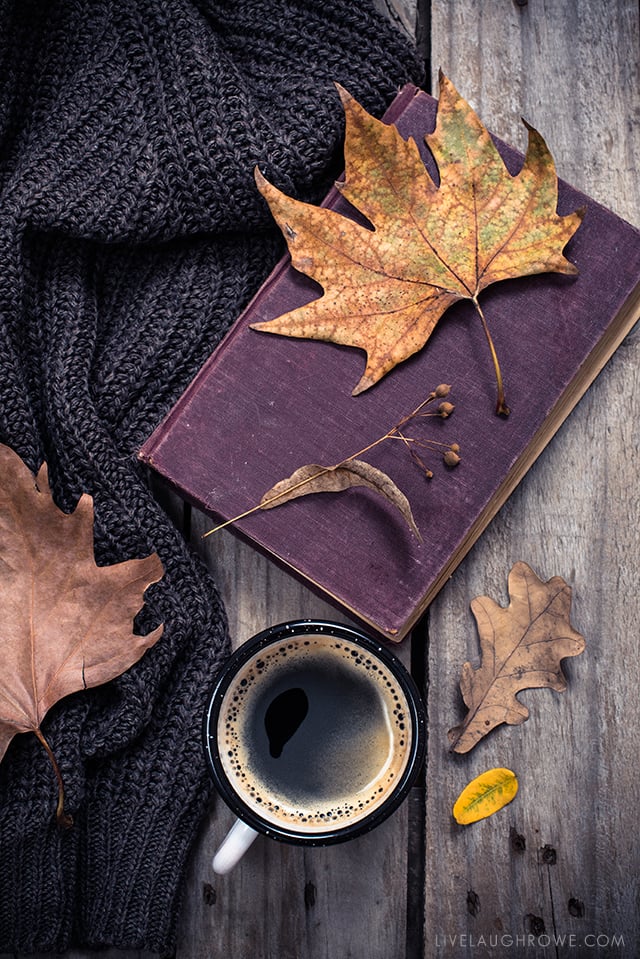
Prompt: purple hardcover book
<box><xmin>140</xmin><ymin>85</ymin><xmax>640</xmax><ymax>642</ymax></box>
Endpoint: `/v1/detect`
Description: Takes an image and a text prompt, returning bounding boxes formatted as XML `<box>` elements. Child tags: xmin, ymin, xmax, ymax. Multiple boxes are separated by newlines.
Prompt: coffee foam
<box><xmin>216</xmin><ymin>632</ymin><xmax>412</xmax><ymax>833</ymax></box>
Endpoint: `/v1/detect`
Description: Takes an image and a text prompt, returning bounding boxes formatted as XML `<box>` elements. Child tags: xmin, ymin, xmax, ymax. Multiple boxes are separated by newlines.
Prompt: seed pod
<box><xmin>438</xmin><ymin>401</ymin><xmax>455</xmax><ymax>417</ymax></box>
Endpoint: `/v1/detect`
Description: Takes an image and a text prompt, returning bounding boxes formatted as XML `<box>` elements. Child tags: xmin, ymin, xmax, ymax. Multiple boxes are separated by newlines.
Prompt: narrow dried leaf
<box><xmin>259</xmin><ymin>458</ymin><xmax>421</xmax><ymax>540</ymax></box>
<box><xmin>453</xmin><ymin>767</ymin><xmax>518</xmax><ymax>825</ymax></box>
<box><xmin>448</xmin><ymin>562</ymin><xmax>585</xmax><ymax>753</ymax></box>
<box><xmin>0</xmin><ymin>443</ymin><xmax>164</xmax><ymax>818</ymax></box>
<box><xmin>251</xmin><ymin>73</ymin><xmax>583</xmax><ymax>410</ymax></box>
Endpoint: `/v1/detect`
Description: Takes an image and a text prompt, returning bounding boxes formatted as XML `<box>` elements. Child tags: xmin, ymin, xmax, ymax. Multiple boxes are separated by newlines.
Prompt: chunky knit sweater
<box><xmin>0</xmin><ymin>0</ymin><xmax>422</xmax><ymax>952</ymax></box>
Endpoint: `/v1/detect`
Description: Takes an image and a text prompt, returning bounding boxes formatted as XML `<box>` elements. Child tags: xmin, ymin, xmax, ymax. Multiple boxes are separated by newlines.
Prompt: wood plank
<box><xmin>175</xmin><ymin>514</ymin><xmax>414</xmax><ymax>959</ymax></box>
<box><xmin>425</xmin><ymin>0</ymin><xmax>640</xmax><ymax>954</ymax></box>
<box><xmin>374</xmin><ymin>0</ymin><xmax>419</xmax><ymax>40</ymax></box>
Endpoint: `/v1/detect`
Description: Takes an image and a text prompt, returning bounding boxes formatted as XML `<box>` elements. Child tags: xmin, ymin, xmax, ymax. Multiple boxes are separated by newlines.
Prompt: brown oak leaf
<box><xmin>0</xmin><ymin>443</ymin><xmax>164</xmax><ymax>825</ymax></box>
<box><xmin>448</xmin><ymin>561</ymin><xmax>585</xmax><ymax>753</ymax></box>
<box><xmin>251</xmin><ymin>72</ymin><xmax>584</xmax><ymax>414</ymax></box>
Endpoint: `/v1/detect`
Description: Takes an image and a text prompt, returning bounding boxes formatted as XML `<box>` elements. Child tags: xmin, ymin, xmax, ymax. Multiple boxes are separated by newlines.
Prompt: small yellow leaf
<box><xmin>453</xmin><ymin>767</ymin><xmax>518</xmax><ymax>825</ymax></box>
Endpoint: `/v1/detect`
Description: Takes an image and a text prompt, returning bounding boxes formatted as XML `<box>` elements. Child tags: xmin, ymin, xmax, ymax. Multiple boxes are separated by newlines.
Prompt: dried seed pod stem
<box><xmin>204</xmin><ymin>385</ymin><xmax>460</xmax><ymax>536</ymax></box>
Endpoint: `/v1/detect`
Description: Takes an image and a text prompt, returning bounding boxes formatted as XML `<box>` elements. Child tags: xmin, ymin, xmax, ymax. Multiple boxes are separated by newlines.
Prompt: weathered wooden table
<box><xmin>15</xmin><ymin>2</ymin><xmax>639</xmax><ymax>957</ymax></box>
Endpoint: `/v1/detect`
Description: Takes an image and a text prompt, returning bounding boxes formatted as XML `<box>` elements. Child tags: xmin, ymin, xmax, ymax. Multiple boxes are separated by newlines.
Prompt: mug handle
<box><xmin>212</xmin><ymin>818</ymin><xmax>259</xmax><ymax>874</ymax></box>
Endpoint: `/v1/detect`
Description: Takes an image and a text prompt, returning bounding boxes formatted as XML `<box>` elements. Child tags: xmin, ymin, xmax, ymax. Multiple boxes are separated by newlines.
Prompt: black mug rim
<box><xmin>202</xmin><ymin>619</ymin><xmax>426</xmax><ymax>846</ymax></box>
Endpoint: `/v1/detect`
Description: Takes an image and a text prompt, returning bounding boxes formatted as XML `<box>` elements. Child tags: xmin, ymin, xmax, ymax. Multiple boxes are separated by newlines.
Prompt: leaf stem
<box><xmin>203</xmin><ymin>467</ymin><xmax>334</xmax><ymax>533</ymax></box>
<box><xmin>472</xmin><ymin>296</ymin><xmax>510</xmax><ymax>417</ymax></box>
<box><xmin>34</xmin><ymin>727</ymin><xmax>73</xmax><ymax>830</ymax></box>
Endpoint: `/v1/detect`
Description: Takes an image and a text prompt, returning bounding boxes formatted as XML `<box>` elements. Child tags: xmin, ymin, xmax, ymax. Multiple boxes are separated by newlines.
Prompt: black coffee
<box><xmin>217</xmin><ymin>632</ymin><xmax>412</xmax><ymax>833</ymax></box>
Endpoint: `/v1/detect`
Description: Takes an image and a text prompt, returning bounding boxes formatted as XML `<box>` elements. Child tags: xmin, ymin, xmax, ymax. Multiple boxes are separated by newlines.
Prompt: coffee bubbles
<box><xmin>213</xmin><ymin>631</ymin><xmax>413</xmax><ymax>834</ymax></box>
<box><xmin>204</xmin><ymin>620</ymin><xmax>425</xmax><ymax>850</ymax></box>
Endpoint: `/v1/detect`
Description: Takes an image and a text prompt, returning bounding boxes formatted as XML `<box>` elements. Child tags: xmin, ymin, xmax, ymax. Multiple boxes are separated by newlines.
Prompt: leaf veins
<box><xmin>448</xmin><ymin>561</ymin><xmax>586</xmax><ymax>753</ymax></box>
<box><xmin>251</xmin><ymin>72</ymin><xmax>584</xmax><ymax>414</ymax></box>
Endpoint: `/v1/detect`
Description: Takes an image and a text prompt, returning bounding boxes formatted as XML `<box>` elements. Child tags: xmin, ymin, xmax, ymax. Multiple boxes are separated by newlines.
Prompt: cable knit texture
<box><xmin>0</xmin><ymin>0</ymin><xmax>423</xmax><ymax>952</ymax></box>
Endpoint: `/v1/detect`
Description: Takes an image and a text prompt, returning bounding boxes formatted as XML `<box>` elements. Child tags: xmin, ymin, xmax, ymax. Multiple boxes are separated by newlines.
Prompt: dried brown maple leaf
<box><xmin>0</xmin><ymin>443</ymin><xmax>164</xmax><ymax>826</ymax></box>
<box><xmin>251</xmin><ymin>72</ymin><xmax>584</xmax><ymax>414</ymax></box>
<box><xmin>448</xmin><ymin>561</ymin><xmax>585</xmax><ymax>753</ymax></box>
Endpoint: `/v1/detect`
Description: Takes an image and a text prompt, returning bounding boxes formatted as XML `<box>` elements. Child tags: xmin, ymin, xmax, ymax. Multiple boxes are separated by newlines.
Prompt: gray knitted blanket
<box><xmin>0</xmin><ymin>0</ymin><xmax>421</xmax><ymax>951</ymax></box>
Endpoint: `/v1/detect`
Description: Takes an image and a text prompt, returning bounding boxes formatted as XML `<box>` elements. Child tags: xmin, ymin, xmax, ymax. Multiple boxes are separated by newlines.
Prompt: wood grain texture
<box><xmin>4</xmin><ymin>4</ymin><xmax>638</xmax><ymax>958</ymax></box>
<box><xmin>373</xmin><ymin>0</ymin><xmax>419</xmax><ymax>39</ymax></box>
<box><xmin>425</xmin><ymin>1</ymin><xmax>640</xmax><ymax>955</ymax></box>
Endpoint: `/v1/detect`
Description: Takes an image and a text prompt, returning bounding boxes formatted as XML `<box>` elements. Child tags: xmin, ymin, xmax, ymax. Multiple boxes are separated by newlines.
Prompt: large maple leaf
<box><xmin>0</xmin><ymin>443</ymin><xmax>164</xmax><ymax>825</ymax></box>
<box><xmin>251</xmin><ymin>72</ymin><xmax>584</xmax><ymax>414</ymax></box>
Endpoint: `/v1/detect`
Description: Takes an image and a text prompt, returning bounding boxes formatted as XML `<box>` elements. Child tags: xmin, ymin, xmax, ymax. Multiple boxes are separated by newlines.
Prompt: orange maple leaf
<box><xmin>251</xmin><ymin>72</ymin><xmax>584</xmax><ymax>414</ymax></box>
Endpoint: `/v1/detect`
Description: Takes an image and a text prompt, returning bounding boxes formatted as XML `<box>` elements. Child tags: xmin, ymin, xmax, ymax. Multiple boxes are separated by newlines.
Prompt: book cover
<box><xmin>140</xmin><ymin>84</ymin><xmax>640</xmax><ymax>642</ymax></box>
